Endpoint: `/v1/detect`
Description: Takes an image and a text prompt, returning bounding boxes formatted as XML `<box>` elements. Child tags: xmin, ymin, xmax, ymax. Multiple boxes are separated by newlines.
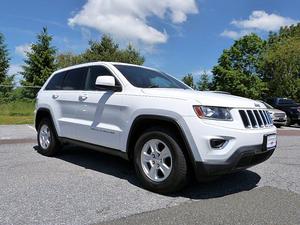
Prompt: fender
<box><xmin>35</xmin><ymin>108</ymin><xmax>59</xmax><ymax>138</ymax></box>
<box><xmin>126</xmin><ymin>114</ymin><xmax>197</xmax><ymax>168</ymax></box>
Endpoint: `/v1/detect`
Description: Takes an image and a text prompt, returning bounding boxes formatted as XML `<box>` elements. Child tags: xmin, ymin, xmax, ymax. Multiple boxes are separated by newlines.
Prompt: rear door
<box><xmin>57</xmin><ymin>67</ymin><xmax>88</xmax><ymax>140</ymax></box>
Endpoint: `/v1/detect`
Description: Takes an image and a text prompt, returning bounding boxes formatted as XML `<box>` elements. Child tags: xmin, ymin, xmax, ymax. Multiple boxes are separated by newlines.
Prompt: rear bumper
<box><xmin>194</xmin><ymin>144</ymin><xmax>275</xmax><ymax>180</ymax></box>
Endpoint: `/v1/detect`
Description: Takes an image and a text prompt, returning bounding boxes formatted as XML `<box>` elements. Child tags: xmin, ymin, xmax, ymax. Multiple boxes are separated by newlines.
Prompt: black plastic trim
<box><xmin>127</xmin><ymin>115</ymin><xmax>196</xmax><ymax>165</ymax></box>
<box><xmin>59</xmin><ymin>137</ymin><xmax>128</xmax><ymax>160</ymax></box>
<box><xmin>194</xmin><ymin>144</ymin><xmax>275</xmax><ymax>180</ymax></box>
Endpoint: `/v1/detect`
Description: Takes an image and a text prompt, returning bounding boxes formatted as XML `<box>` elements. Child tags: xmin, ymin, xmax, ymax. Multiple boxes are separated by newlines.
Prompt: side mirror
<box><xmin>95</xmin><ymin>75</ymin><xmax>121</xmax><ymax>91</ymax></box>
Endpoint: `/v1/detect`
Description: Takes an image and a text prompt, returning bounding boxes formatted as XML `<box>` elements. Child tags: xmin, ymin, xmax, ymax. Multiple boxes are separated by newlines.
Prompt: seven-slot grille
<box><xmin>239</xmin><ymin>109</ymin><xmax>273</xmax><ymax>128</ymax></box>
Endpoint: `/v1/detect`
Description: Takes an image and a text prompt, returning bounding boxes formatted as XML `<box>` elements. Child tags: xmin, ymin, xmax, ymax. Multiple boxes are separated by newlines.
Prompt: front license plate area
<box><xmin>263</xmin><ymin>134</ymin><xmax>277</xmax><ymax>151</ymax></box>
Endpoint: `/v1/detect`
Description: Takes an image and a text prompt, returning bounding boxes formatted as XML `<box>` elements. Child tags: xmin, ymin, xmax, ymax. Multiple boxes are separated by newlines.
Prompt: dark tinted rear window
<box><xmin>85</xmin><ymin>66</ymin><xmax>113</xmax><ymax>90</ymax></box>
<box><xmin>45</xmin><ymin>72</ymin><xmax>66</xmax><ymax>90</ymax></box>
<box><xmin>62</xmin><ymin>67</ymin><xmax>88</xmax><ymax>90</ymax></box>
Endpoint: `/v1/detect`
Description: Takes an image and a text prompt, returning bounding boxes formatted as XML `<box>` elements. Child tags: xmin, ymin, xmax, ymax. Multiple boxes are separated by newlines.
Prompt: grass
<box><xmin>0</xmin><ymin>101</ymin><xmax>35</xmax><ymax>125</ymax></box>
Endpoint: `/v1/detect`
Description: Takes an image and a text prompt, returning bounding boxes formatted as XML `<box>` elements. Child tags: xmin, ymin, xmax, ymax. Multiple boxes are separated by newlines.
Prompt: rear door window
<box><xmin>45</xmin><ymin>71</ymin><xmax>66</xmax><ymax>90</ymax></box>
<box><xmin>62</xmin><ymin>67</ymin><xmax>88</xmax><ymax>90</ymax></box>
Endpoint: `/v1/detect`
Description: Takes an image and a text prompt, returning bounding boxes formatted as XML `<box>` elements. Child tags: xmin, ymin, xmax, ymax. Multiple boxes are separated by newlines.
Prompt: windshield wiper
<box><xmin>148</xmin><ymin>85</ymin><xmax>159</xmax><ymax>88</ymax></box>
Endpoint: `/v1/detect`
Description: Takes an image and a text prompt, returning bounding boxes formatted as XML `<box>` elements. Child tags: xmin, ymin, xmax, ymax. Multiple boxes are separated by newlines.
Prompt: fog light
<box><xmin>210</xmin><ymin>139</ymin><xmax>226</xmax><ymax>149</ymax></box>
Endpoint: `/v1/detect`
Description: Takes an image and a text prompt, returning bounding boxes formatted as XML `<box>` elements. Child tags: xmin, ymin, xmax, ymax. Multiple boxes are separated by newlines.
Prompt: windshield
<box><xmin>114</xmin><ymin>65</ymin><xmax>189</xmax><ymax>89</ymax></box>
<box><xmin>278</xmin><ymin>98</ymin><xmax>295</xmax><ymax>104</ymax></box>
<box><xmin>261</xmin><ymin>101</ymin><xmax>273</xmax><ymax>109</ymax></box>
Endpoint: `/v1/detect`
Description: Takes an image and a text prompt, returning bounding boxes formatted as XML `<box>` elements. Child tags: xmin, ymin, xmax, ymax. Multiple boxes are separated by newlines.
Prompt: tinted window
<box><xmin>45</xmin><ymin>72</ymin><xmax>66</xmax><ymax>90</ymax></box>
<box><xmin>114</xmin><ymin>65</ymin><xmax>189</xmax><ymax>89</ymax></box>
<box><xmin>62</xmin><ymin>67</ymin><xmax>88</xmax><ymax>90</ymax></box>
<box><xmin>278</xmin><ymin>98</ymin><xmax>295</xmax><ymax>104</ymax></box>
<box><xmin>85</xmin><ymin>66</ymin><xmax>113</xmax><ymax>90</ymax></box>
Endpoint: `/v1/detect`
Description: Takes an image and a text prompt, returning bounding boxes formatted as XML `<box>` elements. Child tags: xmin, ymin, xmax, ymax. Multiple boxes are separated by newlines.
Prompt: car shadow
<box><xmin>34</xmin><ymin>145</ymin><xmax>261</xmax><ymax>200</ymax></box>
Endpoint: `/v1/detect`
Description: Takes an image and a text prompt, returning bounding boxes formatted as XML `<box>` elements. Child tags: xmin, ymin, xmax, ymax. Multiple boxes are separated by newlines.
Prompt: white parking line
<box><xmin>26</xmin><ymin>125</ymin><xmax>36</xmax><ymax>132</ymax></box>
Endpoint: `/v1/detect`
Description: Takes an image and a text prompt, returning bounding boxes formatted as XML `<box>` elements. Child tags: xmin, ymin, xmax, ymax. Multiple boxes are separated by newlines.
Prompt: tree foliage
<box><xmin>197</xmin><ymin>71</ymin><xmax>210</xmax><ymax>91</ymax></box>
<box><xmin>0</xmin><ymin>32</ymin><xmax>14</xmax><ymax>101</ymax></box>
<box><xmin>182</xmin><ymin>74</ymin><xmax>195</xmax><ymax>89</ymax></box>
<box><xmin>21</xmin><ymin>27</ymin><xmax>56</xmax><ymax>98</ymax></box>
<box><xmin>212</xmin><ymin>34</ymin><xmax>267</xmax><ymax>99</ymax></box>
<box><xmin>56</xmin><ymin>35</ymin><xmax>144</xmax><ymax>69</ymax></box>
<box><xmin>260</xmin><ymin>24</ymin><xmax>300</xmax><ymax>101</ymax></box>
<box><xmin>0</xmin><ymin>32</ymin><xmax>10</xmax><ymax>84</ymax></box>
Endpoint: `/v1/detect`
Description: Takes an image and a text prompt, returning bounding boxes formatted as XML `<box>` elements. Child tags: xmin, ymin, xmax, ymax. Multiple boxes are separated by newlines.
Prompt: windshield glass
<box><xmin>261</xmin><ymin>101</ymin><xmax>273</xmax><ymax>109</ymax></box>
<box><xmin>278</xmin><ymin>98</ymin><xmax>295</xmax><ymax>104</ymax></box>
<box><xmin>114</xmin><ymin>65</ymin><xmax>189</xmax><ymax>89</ymax></box>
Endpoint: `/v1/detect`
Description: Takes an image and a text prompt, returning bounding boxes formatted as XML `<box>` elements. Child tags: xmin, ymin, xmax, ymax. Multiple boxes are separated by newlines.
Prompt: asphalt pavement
<box><xmin>0</xmin><ymin>125</ymin><xmax>299</xmax><ymax>225</ymax></box>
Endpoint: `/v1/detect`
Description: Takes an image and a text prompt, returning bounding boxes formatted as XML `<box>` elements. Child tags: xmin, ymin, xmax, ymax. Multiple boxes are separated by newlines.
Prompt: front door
<box><xmin>75</xmin><ymin>66</ymin><xmax>124</xmax><ymax>150</ymax></box>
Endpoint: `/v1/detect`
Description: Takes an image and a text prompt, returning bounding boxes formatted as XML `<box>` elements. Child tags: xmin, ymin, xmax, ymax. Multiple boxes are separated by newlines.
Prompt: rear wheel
<box><xmin>286</xmin><ymin>116</ymin><xmax>294</xmax><ymax>126</ymax></box>
<box><xmin>134</xmin><ymin>128</ymin><xmax>188</xmax><ymax>194</ymax></box>
<box><xmin>37</xmin><ymin>118</ymin><xmax>60</xmax><ymax>156</ymax></box>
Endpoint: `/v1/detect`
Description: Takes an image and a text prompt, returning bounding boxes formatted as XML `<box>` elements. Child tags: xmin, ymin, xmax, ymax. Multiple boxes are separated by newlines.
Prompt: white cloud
<box><xmin>232</xmin><ymin>11</ymin><xmax>297</xmax><ymax>31</ymax></box>
<box><xmin>220</xmin><ymin>30</ymin><xmax>240</xmax><ymax>39</ymax></box>
<box><xmin>193</xmin><ymin>68</ymin><xmax>213</xmax><ymax>77</ymax></box>
<box><xmin>8</xmin><ymin>64</ymin><xmax>22</xmax><ymax>76</ymax></box>
<box><xmin>68</xmin><ymin>0</ymin><xmax>198</xmax><ymax>45</ymax></box>
<box><xmin>221</xmin><ymin>10</ymin><xmax>298</xmax><ymax>39</ymax></box>
<box><xmin>220</xmin><ymin>29</ymin><xmax>251</xmax><ymax>39</ymax></box>
<box><xmin>15</xmin><ymin>43</ymin><xmax>32</xmax><ymax>57</ymax></box>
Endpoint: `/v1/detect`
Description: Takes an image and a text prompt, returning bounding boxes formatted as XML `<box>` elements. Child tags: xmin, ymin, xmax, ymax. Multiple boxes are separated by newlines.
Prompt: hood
<box><xmin>141</xmin><ymin>89</ymin><xmax>266</xmax><ymax>109</ymax></box>
<box><xmin>267</xmin><ymin>108</ymin><xmax>286</xmax><ymax>114</ymax></box>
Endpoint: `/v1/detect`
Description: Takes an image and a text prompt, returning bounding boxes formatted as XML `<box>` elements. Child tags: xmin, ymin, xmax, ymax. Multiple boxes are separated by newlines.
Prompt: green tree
<box><xmin>56</xmin><ymin>52</ymin><xmax>83</xmax><ymax>69</ymax></box>
<box><xmin>56</xmin><ymin>35</ymin><xmax>144</xmax><ymax>69</ymax></box>
<box><xmin>259</xmin><ymin>23</ymin><xmax>300</xmax><ymax>101</ymax></box>
<box><xmin>212</xmin><ymin>34</ymin><xmax>267</xmax><ymax>99</ymax></box>
<box><xmin>81</xmin><ymin>35</ymin><xmax>119</xmax><ymax>62</ymax></box>
<box><xmin>261</xmin><ymin>37</ymin><xmax>300</xmax><ymax>101</ymax></box>
<box><xmin>118</xmin><ymin>44</ymin><xmax>145</xmax><ymax>65</ymax></box>
<box><xmin>197</xmin><ymin>71</ymin><xmax>210</xmax><ymax>91</ymax></box>
<box><xmin>0</xmin><ymin>32</ymin><xmax>10</xmax><ymax>84</ymax></box>
<box><xmin>0</xmin><ymin>32</ymin><xmax>13</xmax><ymax>101</ymax></box>
<box><xmin>82</xmin><ymin>35</ymin><xmax>144</xmax><ymax>64</ymax></box>
<box><xmin>182</xmin><ymin>74</ymin><xmax>195</xmax><ymax>89</ymax></box>
<box><xmin>21</xmin><ymin>27</ymin><xmax>56</xmax><ymax>98</ymax></box>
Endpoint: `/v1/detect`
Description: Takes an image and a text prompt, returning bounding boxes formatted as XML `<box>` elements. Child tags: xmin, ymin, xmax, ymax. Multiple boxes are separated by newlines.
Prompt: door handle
<box><xmin>79</xmin><ymin>95</ymin><xmax>88</xmax><ymax>101</ymax></box>
<box><xmin>52</xmin><ymin>94</ymin><xmax>59</xmax><ymax>99</ymax></box>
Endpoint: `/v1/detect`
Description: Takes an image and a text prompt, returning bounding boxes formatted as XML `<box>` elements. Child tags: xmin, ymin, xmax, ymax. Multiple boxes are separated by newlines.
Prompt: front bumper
<box><xmin>194</xmin><ymin>144</ymin><xmax>275</xmax><ymax>180</ymax></box>
<box><xmin>273</xmin><ymin>119</ymin><xmax>286</xmax><ymax>126</ymax></box>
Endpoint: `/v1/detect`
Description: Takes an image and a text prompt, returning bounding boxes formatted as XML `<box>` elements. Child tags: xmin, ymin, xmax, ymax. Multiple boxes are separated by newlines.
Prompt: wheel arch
<box><xmin>126</xmin><ymin>115</ymin><xmax>196</xmax><ymax>168</ymax></box>
<box><xmin>35</xmin><ymin>108</ymin><xmax>59</xmax><ymax>137</ymax></box>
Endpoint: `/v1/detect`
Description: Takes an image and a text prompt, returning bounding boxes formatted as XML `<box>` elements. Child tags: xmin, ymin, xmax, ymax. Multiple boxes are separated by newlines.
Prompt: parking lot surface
<box><xmin>0</xmin><ymin>125</ymin><xmax>299</xmax><ymax>225</ymax></box>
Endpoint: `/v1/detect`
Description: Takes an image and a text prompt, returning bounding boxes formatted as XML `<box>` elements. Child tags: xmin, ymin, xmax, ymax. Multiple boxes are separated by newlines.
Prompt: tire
<box><xmin>286</xmin><ymin>116</ymin><xmax>294</xmax><ymax>126</ymax></box>
<box><xmin>37</xmin><ymin>118</ymin><xmax>60</xmax><ymax>156</ymax></box>
<box><xmin>133</xmin><ymin>127</ymin><xmax>188</xmax><ymax>194</ymax></box>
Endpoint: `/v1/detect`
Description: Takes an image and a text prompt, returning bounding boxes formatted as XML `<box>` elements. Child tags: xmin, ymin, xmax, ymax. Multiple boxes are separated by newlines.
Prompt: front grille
<box><xmin>274</xmin><ymin>112</ymin><xmax>285</xmax><ymax>118</ymax></box>
<box><xmin>239</xmin><ymin>109</ymin><xmax>273</xmax><ymax>128</ymax></box>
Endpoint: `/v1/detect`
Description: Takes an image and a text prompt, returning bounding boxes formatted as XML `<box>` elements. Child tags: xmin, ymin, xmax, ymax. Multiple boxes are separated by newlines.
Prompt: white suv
<box><xmin>35</xmin><ymin>62</ymin><xmax>277</xmax><ymax>193</ymax></box>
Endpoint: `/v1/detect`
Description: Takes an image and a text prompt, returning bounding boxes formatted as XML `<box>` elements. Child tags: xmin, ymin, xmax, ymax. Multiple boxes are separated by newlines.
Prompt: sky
<box><xmin>1</xmin><ymin>0</ymin><xmax>300</xmax><ymax>81</ymax></box>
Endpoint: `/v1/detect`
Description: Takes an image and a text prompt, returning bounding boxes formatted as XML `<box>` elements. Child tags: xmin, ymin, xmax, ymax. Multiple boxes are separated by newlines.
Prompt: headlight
<box><xmin>193</xmin><ymin>105</ymin><xmax>233</xmax><ymax>121</ymax></box>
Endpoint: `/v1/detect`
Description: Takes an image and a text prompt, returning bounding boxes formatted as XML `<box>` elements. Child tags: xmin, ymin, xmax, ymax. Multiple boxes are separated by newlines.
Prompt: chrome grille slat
<box><xmin>239</xmin><ymin>109</ymin><xmax>273</xmax><ymax>128</ymax></box>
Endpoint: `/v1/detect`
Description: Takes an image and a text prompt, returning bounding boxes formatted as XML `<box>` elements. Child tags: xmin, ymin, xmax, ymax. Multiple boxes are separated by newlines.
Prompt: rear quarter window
<box><xmin>45</xmin><ymin>71</ymin><xmax>66</xmax><ymax>90</ymax></box>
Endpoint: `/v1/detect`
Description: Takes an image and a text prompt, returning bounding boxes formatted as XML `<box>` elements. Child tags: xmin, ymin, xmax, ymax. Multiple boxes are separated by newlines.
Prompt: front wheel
<box><xmin>286</xmin><ymin>116</ymin><xmax>294</xmax><ymax>126</ymax></box>
<box><xmin>134</xmin><ymin>128</ymin><xmax>188</xmax><ymax>194</ymax></box>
